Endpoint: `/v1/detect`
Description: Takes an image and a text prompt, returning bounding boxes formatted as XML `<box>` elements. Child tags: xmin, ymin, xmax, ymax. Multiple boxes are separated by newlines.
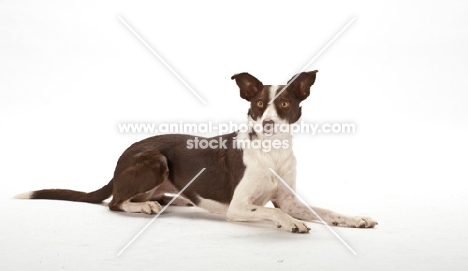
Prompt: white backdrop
<box><xmin>1</xmin><ymin>1</ymin><xmax>468</xmax><ymax>270</ymax></box>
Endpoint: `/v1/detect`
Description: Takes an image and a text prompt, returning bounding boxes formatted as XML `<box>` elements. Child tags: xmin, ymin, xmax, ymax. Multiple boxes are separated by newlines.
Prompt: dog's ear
<box><xmin>288</xmin><ymin>70</ymin><xmax>318</xmax><ymax>101</ymax></box>
<box><xmin>231</xmin><ymin>72</ymin><xmax>264</xmax><ymax>101</ymax></box>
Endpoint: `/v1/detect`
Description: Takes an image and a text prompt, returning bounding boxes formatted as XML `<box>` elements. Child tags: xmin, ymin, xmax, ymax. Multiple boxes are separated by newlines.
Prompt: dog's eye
<box><xmin>281</xmin><ymin>101</ymin><xmax>290</xmax><ymax>108</ymax></box>
<box><xmin>257</xmin><ymin>101</ymin><xmax>264</xmax><ymax>108</ymax></box>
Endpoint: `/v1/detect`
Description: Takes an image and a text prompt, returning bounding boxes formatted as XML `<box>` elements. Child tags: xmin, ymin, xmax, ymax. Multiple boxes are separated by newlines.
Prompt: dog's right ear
<box><xmin>231</xmin><ymin>73</ymin><xmax>263</xmax><ymax>101</ymax></box>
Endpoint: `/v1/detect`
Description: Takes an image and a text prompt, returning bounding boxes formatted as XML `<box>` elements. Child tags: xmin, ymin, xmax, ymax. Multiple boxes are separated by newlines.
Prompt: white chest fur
<box><xmin>231</xmin><ymin>133</ymin><xmax>297</xmax><ymax>207</ymax></box>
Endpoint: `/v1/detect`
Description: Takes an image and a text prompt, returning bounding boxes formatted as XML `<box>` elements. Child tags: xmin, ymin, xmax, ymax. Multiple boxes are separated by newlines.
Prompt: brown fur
<box><xmin>31</xmin><ymin>133</ymin><xmax>246</xmax><ymax>210</ymax></box>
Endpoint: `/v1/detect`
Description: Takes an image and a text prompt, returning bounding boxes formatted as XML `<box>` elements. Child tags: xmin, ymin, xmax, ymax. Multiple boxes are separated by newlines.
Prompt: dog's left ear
<box><xmin>288</xmin><ymin>70</ymin><xmax>318</xmax><ymax>101</ymax></box>
<box><xmin>231</xmin><ymin>72</ymin><xmax>264</xmax><ymax>101</ymax></box>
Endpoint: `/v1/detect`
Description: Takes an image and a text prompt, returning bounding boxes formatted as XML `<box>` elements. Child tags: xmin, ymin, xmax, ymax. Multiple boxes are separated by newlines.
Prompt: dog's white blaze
<box><xmin>13</xmin><ymin>191</ymin><xmax>32</xmax><ymax>199</ymax></box>
<box><xmin>262</xmin><ymin>85</ymin><xmax>279</xmax><ymax>122</ymax></box>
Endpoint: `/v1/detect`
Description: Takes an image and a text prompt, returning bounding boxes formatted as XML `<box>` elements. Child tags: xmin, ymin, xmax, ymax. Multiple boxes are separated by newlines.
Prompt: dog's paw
<box><xmin>276</xmin><ymin>217</ymin><xmax>311</xmax><ymax>233</ymax></box>
<box><xmin>141</xmin><ymin>201</ymin><xmax>162</xmax><ymax>214</ymax></box>
<box><xmin>354</xmin><ymin>216</ymin><xmax>378</xmax><ymax>228</ymax></box>
<box><xmin>337</xmin><ymin>216</ymin><xmax>378</xmax><ymax>228</ymax></box>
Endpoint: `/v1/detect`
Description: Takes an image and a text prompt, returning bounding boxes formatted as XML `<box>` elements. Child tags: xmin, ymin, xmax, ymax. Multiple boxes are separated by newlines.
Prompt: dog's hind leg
<box><xmin>108</xmin><ymin>151</ymin><xmax>169</xmax><ymax>214</ymax></box>
<box><xmin>154</xmin><ymin>194</ymin><xmax>193</xmax><ymax>206</ymax></box>
<box><xmin>131</xmin><ymin>180</ymin><xmax>194</xmax><ymax>206</ymax></box>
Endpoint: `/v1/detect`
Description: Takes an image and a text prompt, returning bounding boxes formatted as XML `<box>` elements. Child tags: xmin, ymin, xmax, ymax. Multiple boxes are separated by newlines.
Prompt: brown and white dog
<box><xmin>15</xmin><ymin>71</ymin><xmax>377</xmax><ymax>233</ymax></box>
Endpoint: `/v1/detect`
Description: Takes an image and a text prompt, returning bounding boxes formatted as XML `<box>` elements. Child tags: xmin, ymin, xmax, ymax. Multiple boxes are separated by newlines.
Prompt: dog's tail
<box><xmin>14</xmin><ymin>179</ymin><xmax>113</xmax><ymax>203</ymax></box>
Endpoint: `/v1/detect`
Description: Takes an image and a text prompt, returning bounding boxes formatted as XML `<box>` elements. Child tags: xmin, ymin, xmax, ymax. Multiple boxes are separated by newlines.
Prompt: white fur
<box><xmin>13</xmin><ymin>191</ymin><xmax>32</xmax><ymax>199</ymax></box>
<box><xmin>197</xmin><ymin>197</ymin><xmax>228</xmax><ymax>215</ymax></box>
<box><xmin>120</xmin><ymin>201</ymin><xmax>162</xmax><ymax>214</ymax></box>
<box><xmin>228</xmin><ymin>129</ymin><xmax>378</xmax><ymax>230</ymax></box>
<box><xmin>226</xmin><ymin>134</ymin><xmax>310</xmax><ymax>232</ymax></box>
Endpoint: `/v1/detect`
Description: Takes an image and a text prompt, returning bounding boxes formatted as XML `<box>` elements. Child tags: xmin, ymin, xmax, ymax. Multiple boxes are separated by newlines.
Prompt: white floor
<box><xmin>2</xmin><ymin>189</ymin><xmax>467</xmax><ymax>271</ymax></box>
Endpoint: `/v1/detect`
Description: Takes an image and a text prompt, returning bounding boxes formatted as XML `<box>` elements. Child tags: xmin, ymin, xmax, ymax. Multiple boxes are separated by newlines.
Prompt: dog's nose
<box><xmin>262</xmin><ymin>119</ymin><xmax>275</xmax><ymax>134</ymax></box>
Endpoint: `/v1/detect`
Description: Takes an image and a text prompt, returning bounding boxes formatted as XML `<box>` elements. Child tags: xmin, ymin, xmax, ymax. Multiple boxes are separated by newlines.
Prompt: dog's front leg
<box><xmin>226</xmin><ymin>173</ymin><xmax>310</xmax><ymax>233</ymax></box>
<box><xmin>273</xmin><ymin>193</ymin><xmax>378</xmax><ymax>228</ymax></box>
<box><xmin>227</xmin><ymin>202</ymin><xmax>310</xmax><ymax>233</ymax></box>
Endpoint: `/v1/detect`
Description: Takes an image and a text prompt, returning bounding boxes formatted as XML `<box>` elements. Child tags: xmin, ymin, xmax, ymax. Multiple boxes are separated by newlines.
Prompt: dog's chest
<box><xmin>234</xmin><ymin>147</ymin><xmax>296</xmax><ymax>206</ymax></box>
<box><xmin>242</xmin><ymin>146</ymin><xmax>296</xmax><ymax>183</ymax></box>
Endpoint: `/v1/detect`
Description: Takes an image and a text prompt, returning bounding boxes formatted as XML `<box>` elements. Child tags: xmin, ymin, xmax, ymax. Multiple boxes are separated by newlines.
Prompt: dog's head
<box><xmin>231</xmin><ymin>71</ymin><xmax>317</xmax><ymax>137</ymax></box>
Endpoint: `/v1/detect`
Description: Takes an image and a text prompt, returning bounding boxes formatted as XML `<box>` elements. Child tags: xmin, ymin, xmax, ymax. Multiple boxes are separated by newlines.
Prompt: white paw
<box><xmin>332</xmin><ymin>216</ymin><xmax>378</xmax><ymax>228</ymax></box>
<box><xmin>353</xmin><ymin>216</ymin><xmax>378</xmax><ymax>228</ymax></box>
<box><xmin>276</xmin><ymin>217</ymin><xmax>310</xmax><ymax>233</ymax></box>
<box><xmin>141</xmin><ymin>201</ymin><xmax>162</xmax><ymax>214</ymax></box>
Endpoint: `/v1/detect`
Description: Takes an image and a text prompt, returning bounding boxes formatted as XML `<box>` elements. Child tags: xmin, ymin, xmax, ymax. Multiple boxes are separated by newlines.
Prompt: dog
<box><xmin>15</xmin><ymin>71</ymin><xmax>377</xmax><ymax>233</ymax></box>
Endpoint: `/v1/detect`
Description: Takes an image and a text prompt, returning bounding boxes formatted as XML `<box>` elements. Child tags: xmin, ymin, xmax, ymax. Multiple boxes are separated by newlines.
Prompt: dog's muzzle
<box><xmin>262</xmin><ymin>119</ymin><xmax>275</xmax><ymax>135</ymax></box>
